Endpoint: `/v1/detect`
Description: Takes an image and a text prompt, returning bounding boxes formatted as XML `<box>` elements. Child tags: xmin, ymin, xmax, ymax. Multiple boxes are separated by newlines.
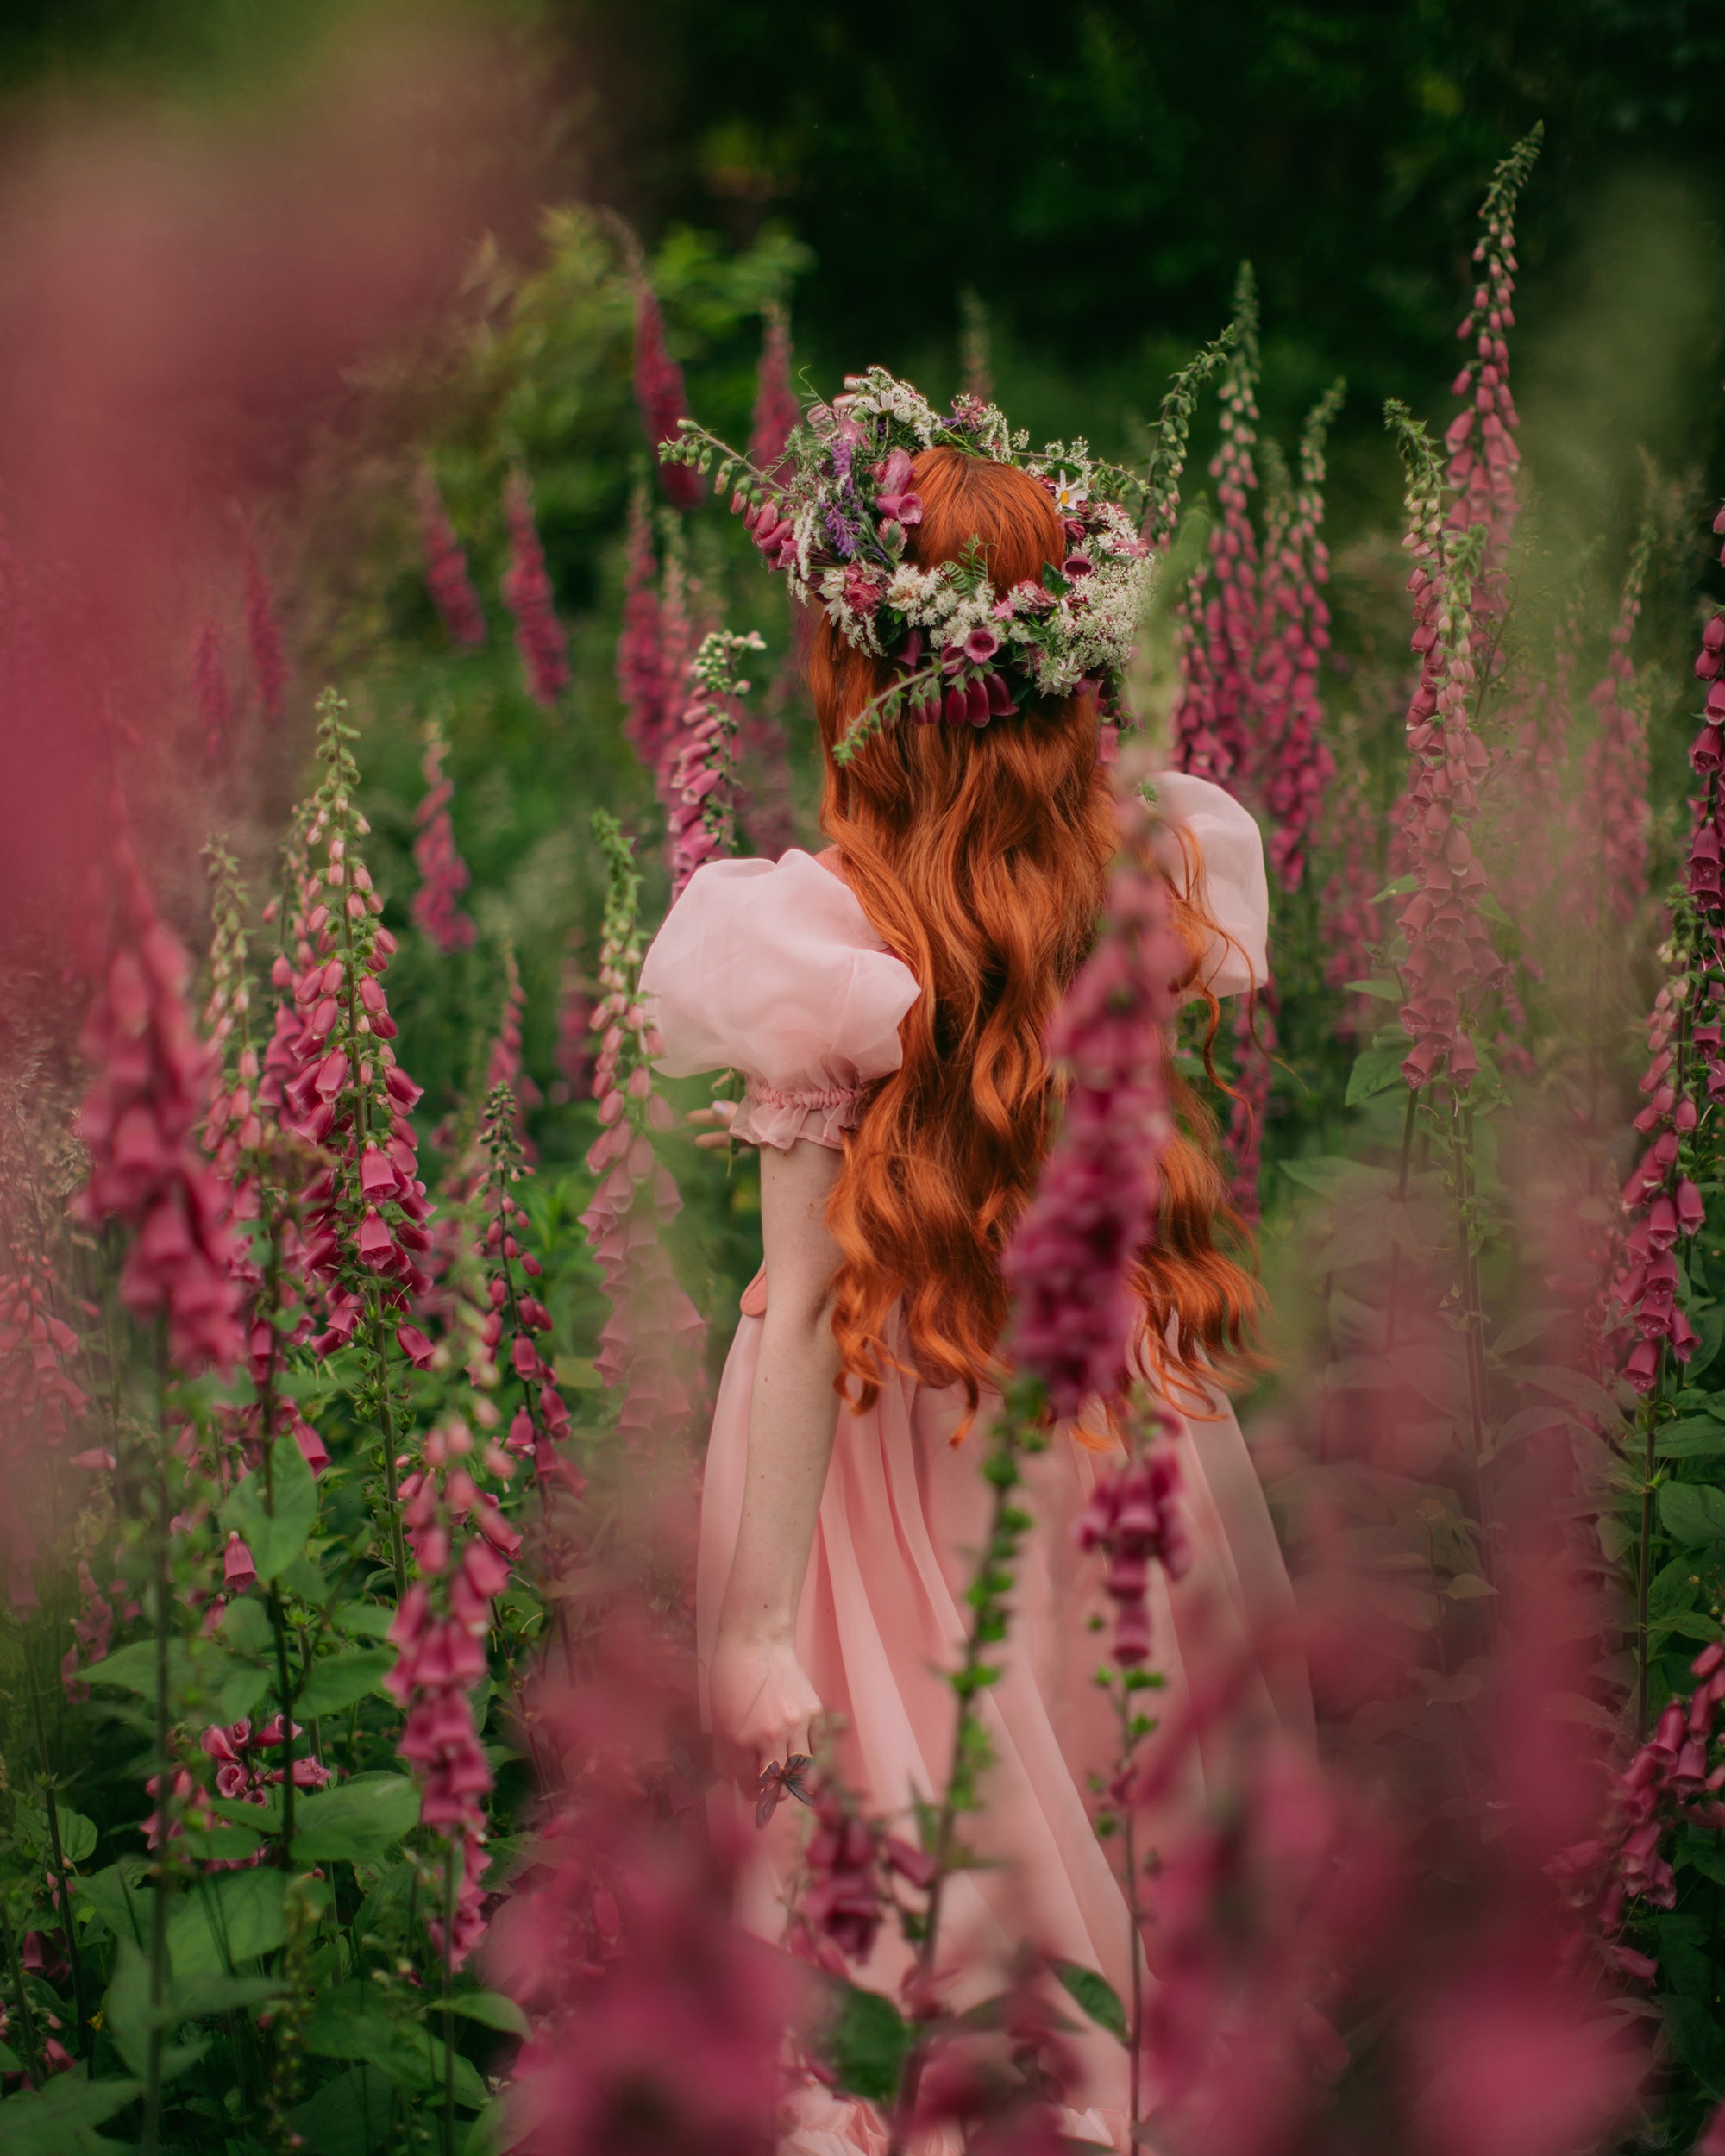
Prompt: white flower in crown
<box><xmin>1051</xmin><ymin>476</ymin><xmax>1088</xmax><ymax>514</ymax></box>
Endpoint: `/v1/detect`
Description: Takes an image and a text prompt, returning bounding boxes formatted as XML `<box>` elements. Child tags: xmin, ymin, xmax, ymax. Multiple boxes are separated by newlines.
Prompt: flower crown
<box><xmin>661</xmin><ymin>367</ymin><xmax>1157</xmax><ymax>764</ymax></box>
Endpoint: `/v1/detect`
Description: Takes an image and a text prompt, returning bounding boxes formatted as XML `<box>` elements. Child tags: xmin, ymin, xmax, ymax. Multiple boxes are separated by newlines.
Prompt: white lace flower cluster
<box><xmin>663</xmin><ymin>366</ymin><xmax>1157</xmax><ymax>755</ymax></box>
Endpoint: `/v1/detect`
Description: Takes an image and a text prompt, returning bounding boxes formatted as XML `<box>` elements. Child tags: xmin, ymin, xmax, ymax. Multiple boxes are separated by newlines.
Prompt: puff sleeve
<box><xmin>638</xmin><ymin>849</ymin><xmax>922</xmax><ymax>1151</ymax></box>
<box><xmin>1151</xmin><ymin>770</ymin><xmax>1269</xmax><ymax>999</ymax></box>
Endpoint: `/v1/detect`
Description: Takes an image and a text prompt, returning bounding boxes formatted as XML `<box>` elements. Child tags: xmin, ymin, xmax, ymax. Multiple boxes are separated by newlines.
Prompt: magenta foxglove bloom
<box><xmin>500</xmin><ymin>467</ymin><xmax>569</xmax><ymax>707</ymax></box>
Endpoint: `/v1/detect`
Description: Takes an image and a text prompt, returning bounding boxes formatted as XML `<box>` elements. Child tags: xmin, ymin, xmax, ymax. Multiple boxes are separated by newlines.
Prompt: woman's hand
<box><xmin>687</xmin><ymin>1097</ymin><xmax>738</xmax><ymax>1151</ymax></box>
<box><xmin>708</xmin><ymin>1626</ymin><xmax>823</xmax><ymax>1791</ymax></box>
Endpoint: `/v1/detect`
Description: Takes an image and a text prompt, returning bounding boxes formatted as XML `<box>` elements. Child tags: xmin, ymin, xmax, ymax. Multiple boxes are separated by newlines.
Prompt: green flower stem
<box><xmin>1</xmin><ymin>1899</ymin><xmax>45</xmax><ymax>2084</ymax></box>
<box><xmin>440</xmin><ymin>1841</ymin><xmax>456</xmax><ymax>2156</ymax></box>
<box><xmin>887</xmin><ymin>1402</ymin><xmax>1037</xmax><ymax>2156</ymax></box>
<box><xmin>142</xmin><ymin>1363</ymin><xmax>175</xmax><ymax>2156</ymax></box>
<box><xmin>23</xmin><ymin>1634</ymin><xmax>87</xmax><ymax>2050</ymax></box>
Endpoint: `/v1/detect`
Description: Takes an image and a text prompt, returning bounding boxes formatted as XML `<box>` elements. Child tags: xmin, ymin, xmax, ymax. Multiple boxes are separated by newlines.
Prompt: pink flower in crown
<box><xmin>842</xmin><ymin>564</ymin><xmax>884</xmax><ymax>617</ymax></box>
<box><xmin>963</xmin><ymin>625</ymin><xmax>1002</xmax><ymax>666</ymax></box>
<box><xmin>873</xmin><ymin>447</ymin><xmax>923</xmax><ymax>526</ymax></box>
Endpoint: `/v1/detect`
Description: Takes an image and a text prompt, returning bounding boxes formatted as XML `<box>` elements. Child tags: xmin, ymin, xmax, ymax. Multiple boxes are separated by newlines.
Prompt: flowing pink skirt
<box><xmin>697</xmin><ymin>1313</ymin><xmax>1308</xmax><ymax>2151</ymax></box>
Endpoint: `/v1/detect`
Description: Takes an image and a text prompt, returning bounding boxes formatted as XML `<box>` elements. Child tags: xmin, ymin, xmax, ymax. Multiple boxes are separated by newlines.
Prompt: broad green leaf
<box><xmin>216</xmin><ymin>1656</ymin><xmax>273</xmax><ymax>1723</ymax></box>
<box><xmin>334</xmin><ymin>1601</ymin><xmax>398</xmax><ymax>1639</ymax></box>
<box><xmin>303</xmin><ymin>1983</ymin><xmax>487</xmax><ymax>2106</ymax></box>
<box><xmin>1280</xmin><ymin>1157</ymin><xmax>1396</xmax><ymax>1199</ymax></box>
<box><xmin>85</xmin><ymin>1636</ymin><xmax>194</xmax><ymax>1697</ymax></box>
<box><xmin>1343</xmin><ymin>977</ymin><xmax>1402</xmax><ymax>1002</ymax></box>
<box><xmin>222</xmin><ymin>1434</ymin><xmax>318</xmax><ymax>1583</ymax></box>
<box><xmin>443</xmin><ymin>1989</ymin><xmax>530</xmax><ymax>2038</ymax></box>
<box><xmin>1688</xmin><ymin>1302</ymin><xmax>1725</xmax><ymax>1382</ymax></box>
<box><xmin>1651</xmin><ymin>1609</ymin><xmax>1723</xmax><ymax>1644</ymax></box>
<box><xmin>1680</xmin><ymin>1827</ymin><xmax>1725</xmax><ymax>1888</ymax></box>
<box><xmin>292</xmin><ymin>1773</ymin><xmax>421</xmax><ymax>1866</ymax></box>
<box><xmin>211</xmin><ymin>1793</ymin><xmax>284</xmax><ymax>1833</ymax></box>
<box><xmin>15</xmin><ymin>1802</ymin><xmax>97</xmax><ymax>1866</ymax></box>
<box><xmin>1488</xmin><ymin>1309</ymin><xmax>1564</xmax><ymax>1357</ymax></box>
<box><xmin>171</xmin><ymin>1971</ymin><xmax>284</xmax><ymax>2021</ymax></box>
<box><xmin>279</xmin><ymin>1554</ymin><xmax>329</xmax><ymax>1605</ymax></box>
<box><xmin>179</xmin><ymin>1823</ymin><xmax>267</xmax><ymax>1865</ymax></box>
<box><xmin>102</xmin><ymin>1939</ymin><xmax>210</xmax><ymax>2082</ymax></box>
<box><xmin>1443</xmin><ymin>1572</ymin><xmax>1497</xmax><ymax>1601</ymax></box>
<box><xmin>297</xmin><ymin>1648</ymin><xmax>397</xmax><ymax>1720</ymax></box>
<box><xmin>1656</xmin><ymin>1418</ymin><xmax>1725</xmax><ymax>1459</ymax></box>
<box><xmin>168</xmin><ymin>1862</ymin><xmax>289</xmax><ymax>1976</ymax></box>
<box><xmin>462</xmin><ymin>2096</ymin><xmax>507</xmax><ymax>2156</ymax></box>
<box><xmin>1051</xmin><ymin>1959</ymin><xmax>1129</xmax><ymax>2043</ymax></box>
<box><xmin>74</xmin><ymin>1858</ymin><xmax>152</xmax><ymax>1948</ymax></box>
<box><xmin>1345</xmin><ymin>1040</ymin><xmax>1407</xmax><ymax>1106</ymax></box>
<box><xmin>0</xmin><ymin>2073</ymin><xmax>143</xmax><ymax>2155</ymax></box>
<box><xmin>220</xmin><ymin>1595</ymin><xmax>275</xmax><ymax>1658</ymax></box>
<box><xmin>1649</xmin><ymin>1557</ymin><xmax>1701</xmax><ymax>1620</ymax></box>
<box><xmin>287</xmin><ymin>2062</ymin><xmax>395</xmax><ymax>2156</ymax></box>
<box><xmin>1371</xmin><ymin>874</ymin><xmax>1418</xmax><ymax>902</ymax></box>
<box><xmin>0</xmin><ymin>2040</ymin><xmax>19</xmax><ymax>2074</ymax></box>
<box><xmin>1658</xmin><ymin>1481</ymin><xmax>1725</xmax><ymax>1547</ymax></box>
<box><xmin>825</xmin><ymin>1980</ymin><xmax>913</xmax><ymax>2104</ymax></box>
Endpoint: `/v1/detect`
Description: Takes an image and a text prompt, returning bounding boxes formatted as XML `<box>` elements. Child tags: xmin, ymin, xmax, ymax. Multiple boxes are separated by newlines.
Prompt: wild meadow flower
<box><xmin>477</xmin><ymin>1080</ymin><xmax>581</xmax><ymax>1501</ymax></box>
<box><xmin>414</xmin><ymin>465</ymin><xmax>487</xmax><ymax>649</ymax></box>
<box><xmin>1318</xmin><ymin>773</ymin><xmax>1383</xmax><ymax>1032</ymax></box>
<box><xmin>1441</xmin><ymin>128</ymin><xmax>1541</xmax><ymax>619</ymax></box>
<box><xmin>549</xmin><ymin>935</ymin><xmax>594</xmax><ymax>1106</ymax></box>
<box><xmin>1171</xmin><ymin>266</ymin><xmax>1261</xmax><ymax>791</ymax></box>
<box><xmin>1258</xmin><ymin>385</ymin><xmax>1345</xmax><ymax>892</ymax></box>
<box><xmin>617</xmin><ymin>486</ymin><xmax>670</xmax><ymax>776</ymax></box>
<box><xmin>630</xmin><ymin>256</ymin><xmax>704</xmax><ymax>513</ymax></box>
<box><xmin>1006</xmin><ymin>770</ymin><xmax>1183</xmax><ymax>1421</ymax></box>
<box><xmin>1385</xmin><ymin>409</ymin><xmax>1508</xmax><ymax>1091</ymax></box>
<box><xmin>266</xmin><ymin>691</ymin><xmax>433</xmax><ymax>1590</ymax></box>
<box><xmin>747</xmin><ymin>304</ymin><xmax>800</xmax><ymax>479</ymax></box>
<box><xmin>410</xmin><ymin>722</ymin><xmax>478</xmax><ymax>954</ymax></box>
<box><xmin>389</xmin><ymin>1411</ymin><xmax>520</xmax><ymax>1967</ymax></box>
<box><xmin>501</xmin><ymin>467</ymin><xmax>570</xmax><ymax>708</ymax></box>
<box><xmin>242</xmin><ymin>521</ymin><xmax>287</xmax><ymax>723</ymax></box>
<box><xmin>488</xmin><ymin>1613</ymin><xmax>801</xmax><ymax>2156</ymax></box>
<box><xmin>1225</xmin><ymin>988</ymin><xmax>1276</xmax><ymax>1225</ymax></box>
<box><xmin>191</xmin><ymin>618</ymin><xmax>231</xmax><ymax>761</ymax></box>
<box><xmin>580</xmin><ymin>811</ymin><xmax>706</xmax><ymax>1445</ymax></box>
<box><xmin>667</xmin><ymin>630</ymin><xmax>764</xmax><ymax>898</ymax></box>
<box><xmin>74</xmin><ymin>818</ymin><xmax>243</xmax><ymax>1375</ymax></box>
<box><xmin>1579</xmin><ymin>517</ymin><xmax>1655</xmax><ymax>935</ymax></box>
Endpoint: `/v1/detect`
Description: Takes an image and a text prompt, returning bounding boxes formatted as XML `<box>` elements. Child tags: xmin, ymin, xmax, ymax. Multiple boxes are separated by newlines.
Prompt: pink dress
<box><xmin>640</xmin><ymin>793</ymin><xmax>1305</xmax><ymax>2153</ymax></box>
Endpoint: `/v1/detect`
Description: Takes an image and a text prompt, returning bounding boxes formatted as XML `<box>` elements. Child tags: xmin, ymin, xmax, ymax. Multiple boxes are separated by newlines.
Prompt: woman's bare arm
<box><xmin>706</xmin><ymin>1135</ymin><xmax>844</xmax><ymax>1786</ymax></box>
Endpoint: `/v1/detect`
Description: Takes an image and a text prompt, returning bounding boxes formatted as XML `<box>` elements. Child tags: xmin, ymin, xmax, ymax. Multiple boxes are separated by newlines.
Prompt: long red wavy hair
<box><xmin>811</xmin><ymin>444</ymin><xmax>1258</xmax><ymax>1425</ymax></box>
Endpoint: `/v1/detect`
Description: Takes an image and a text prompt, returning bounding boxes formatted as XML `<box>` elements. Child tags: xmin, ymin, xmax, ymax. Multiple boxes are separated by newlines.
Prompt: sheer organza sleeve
<box><xmin>638</xmin><ymin>849</ymin><xmax>921</xmax><ymax>1151</ymax></box>
<box><xmin>1151</xmin><ymin>770</ymin><xmax>1269</xmax><ymax>999</ymax></box>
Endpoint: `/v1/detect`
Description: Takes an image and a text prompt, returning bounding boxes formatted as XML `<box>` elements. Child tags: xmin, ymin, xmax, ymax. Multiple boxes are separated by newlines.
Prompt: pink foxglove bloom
<box><xmin>500</xmin><ymin>467</ymin><xmax>569</xmax><ymax>707</ymax></box>
<box><xmin>391</xmin><ymin>1416</ymin><xmax>519</xmax><ymax>1967</ymax></box>
<box><xmin>1005</xmin><ymin>776</ymin><xmax>1183</xmax><ymax>1420</ymax></box>
<box><xmin>75</xmin><ymin>826</ymin><xmax>243</xmax><ymax>1374</ymax></box>
<box><xmin>1579</xmin><ymin>524</ymin><xmax>1653</xmax><ymax>934</ymax></box>
<box><xmin>1441</xmin><ymin>128</ymin><xmax>1540</xmax><ymax>620</ymax></box>
<box><xmin>549</xmin><ymin>936</ymin><xmax>594</xmax><ymax>1106</ymax></box>
<box><xmin>1258</xmin><ymin>384</ymin><xmax>1344</xmax><ymax>891</ymax></box>
<box><xmin>409</xmin><ymin>726</ymin><xmax>477</xmax><ymax>953</ymax></box>
<box><xmin>414</xmin><ymin>466</ymin><xmax>486</xmax><ymax>648</ymax></box>
<box><xmin>1171</xmin><ymin>266</ymin><xmax>1261</xmax><ymax>791</ymax></box>
<box><xmin>631</xmin><ymin>264</ymin><xmax>702</xmax><ymax>512</ymax></box>
<box><xmin>747</xmin><ymin>304</ymin><xmax>800</xmax><ymax>480</ymax></box>
<box><xmin>242</xmin><ymin>522</ymin><xmax>286</xmax><ymax>722</ymax></box>
<box><xmin>666</xmin><ymin>630</ymin><xmax>762</xmax><ymax>899</ymax></box>
<box><xmin>1387</xmin><ymin>411</ymin><xmax>1508</xmax><ymax>1091</ymax></box>
<box><xmin>191</xmin><ymin>617</ymin><xmax>230</xmax><ymax>759</ymax></box>
<box><xmin>616</xmin><ymin>486</ymin><xmax>669</xmax><ymax>774</ymax></box>
<box><xmin>580</xmin><ymin>812</ymin><xmax>706</xmax><ymax>1446</ymax></box>
<box><xmin>1225</xmin><ymin>987</ymin><xmax>1276</xmax><ymax>1225</ymax></box>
